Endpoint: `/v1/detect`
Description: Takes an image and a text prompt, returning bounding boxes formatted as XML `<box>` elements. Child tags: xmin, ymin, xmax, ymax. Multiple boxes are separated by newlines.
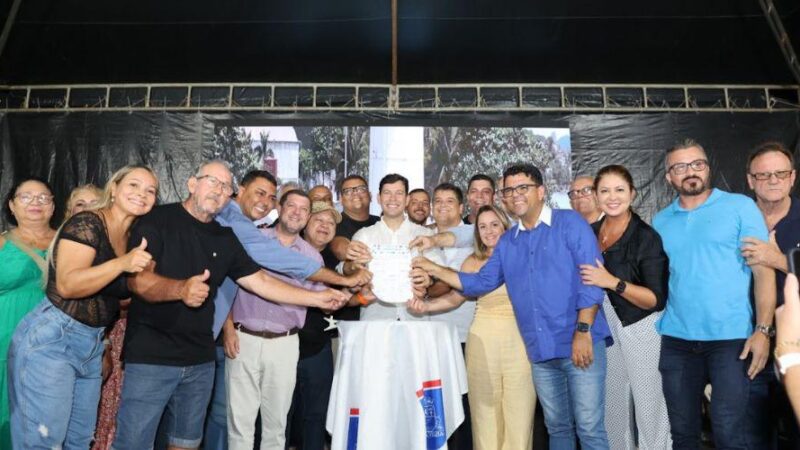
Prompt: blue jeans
<box><xmin>7</xmin><ymin>300</ymin><xmax>105</xmax><ymax>450</ymax></box>
<box><xmin>287</xmin><ymin>341</ymin><xmax>334</xmax><ymax>450</ymax></box>
<box><xmin>112</xmin><ymin>361</ymin><xmax>215</xmax><ymax>449</ymax></box>
<box><xmin>745</xmin><ymin>364</ymin><xmax>777</xmax><ymax>450</ymax></box>
<box><xmin>531</xmin><ymin>339</ymin><xmax>609</xmax><ymax>450</ymax></box>
<box><xmin>659</xmin><ymin>336</ymin><xmax>750</xmax><ymax>450</ymax></box>
<box><xmin>203</xmin><ymin>345</ymin><xmax>228</xmax><ymax>450</ymax></box>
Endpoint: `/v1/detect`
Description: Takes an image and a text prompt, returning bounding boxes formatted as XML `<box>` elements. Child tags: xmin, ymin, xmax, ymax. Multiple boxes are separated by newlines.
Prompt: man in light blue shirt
<box><xmin>204</xmin><ymin>170</ymin><xmax>370</xmax><ymax>450</ymax></box>
<box><xmin>413</xmin><ymin>163</ymin><xmax>612</xmax><ymax>450</ymax></box>
<box><xmin>654</xmin><ymin>139</ymin><xmax>775</xmax><ymax>449</ymax></box>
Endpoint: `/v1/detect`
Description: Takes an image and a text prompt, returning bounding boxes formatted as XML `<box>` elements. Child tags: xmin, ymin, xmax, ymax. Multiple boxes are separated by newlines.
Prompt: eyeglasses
<box><xmin>500</xmin><ymin>184</ymin><xmax>539</xmax><ymax>198</ymax></box>
<box><xmin>341</xmin><ymin>185</ymin><xmax>368</xmax><ymax>197</ymax></box>
<box><xmin>748</xmin><ymin>170</ymin><xmax>794</xmax><ymax>181</ymax></box>
<box><xmin>668</xmin><ymin>159</ymin><xmax>708</xmax><ymax>175</ymax></box>
<box><xmin>196</xmin><ymin>175</ymin><xmax>234</xmax><ymax>195</ymax></box>
<box><xmin>15</xmin><ymin>193</ymin><xmax>54</xmax><ymax>205</ymax></box>
<box><xmin>567</xmin><ymin>186</ymin><xmax>594</xmax><ymax>200</ymax></box>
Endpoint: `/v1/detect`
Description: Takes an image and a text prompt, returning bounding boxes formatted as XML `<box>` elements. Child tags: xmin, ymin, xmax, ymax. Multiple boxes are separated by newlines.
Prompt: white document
<box><xmin>369</xmin><ymin>244</ymin><xmax>415</xmax><ymax>304</ymax></box>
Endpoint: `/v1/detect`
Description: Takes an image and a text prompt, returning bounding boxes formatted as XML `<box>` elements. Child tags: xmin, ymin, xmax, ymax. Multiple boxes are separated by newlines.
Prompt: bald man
<box><xmin>568</xmin><ymin>176</ymin><xmax>603</xmax><ymax>223</ymax></box>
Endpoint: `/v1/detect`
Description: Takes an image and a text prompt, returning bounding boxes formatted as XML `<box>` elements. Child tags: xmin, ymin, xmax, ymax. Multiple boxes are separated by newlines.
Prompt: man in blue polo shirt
<box><xmin>654</xmin><ymin>139</ymin><xmax>776</xmax><ymax>449</ymax></box>
<box><xmin>413</xmin><ymin>163</ymin><xmax>612</xmax><ymax>450</ymax></box>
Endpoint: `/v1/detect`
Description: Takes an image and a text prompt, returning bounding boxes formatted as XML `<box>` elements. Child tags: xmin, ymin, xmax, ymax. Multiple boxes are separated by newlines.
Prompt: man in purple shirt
<box><xmin>222</xmin><ymin>189</ymin><xmax>327</xmax><ymax>450</ymax></box>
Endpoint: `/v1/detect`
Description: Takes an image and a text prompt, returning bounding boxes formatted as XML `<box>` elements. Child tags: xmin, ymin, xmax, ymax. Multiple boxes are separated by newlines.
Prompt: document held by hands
<box><xmin>369</xmin><ymin>244</ymin><xmax>417</xmax><ymax>304</ymax></box>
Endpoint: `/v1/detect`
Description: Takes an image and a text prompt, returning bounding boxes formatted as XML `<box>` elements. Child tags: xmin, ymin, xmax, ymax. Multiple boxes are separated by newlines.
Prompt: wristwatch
<box><xmin>576</xmin><ymin>322</ymin><xmax>591</xmax><ymax>333</ymax></box>
<box><xmin>614</xmin><ymin>280</ymin><xmax>627</xmax><ymax>295</ymax></box>
<box><xmin>755</xmin><ymin>324</ymin><xmax>776</xmax><ymax>338</ymax></box>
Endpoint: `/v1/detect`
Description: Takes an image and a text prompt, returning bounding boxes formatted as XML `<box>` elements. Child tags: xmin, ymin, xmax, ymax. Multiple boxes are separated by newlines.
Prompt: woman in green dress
<box><xmin>0</xmin><ymin>177</ymin><xmax>56</xmax><ymax>448</ymax></box>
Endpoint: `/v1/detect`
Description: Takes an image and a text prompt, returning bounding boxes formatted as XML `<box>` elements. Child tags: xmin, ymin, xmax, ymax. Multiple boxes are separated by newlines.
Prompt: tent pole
<box><xmin>0</xmin><ymin>0</ymin><xmax>24</xmax><ymax>63</ymax></box>
<box><xmin>391</xmin><ymin>0</ymin><xmax>398</xmax><ymax>86</ymax></box>
<box><xmin>759</xmin><ymin>0</ymin><xmax>800</xmax><ymax>85</ymax></box>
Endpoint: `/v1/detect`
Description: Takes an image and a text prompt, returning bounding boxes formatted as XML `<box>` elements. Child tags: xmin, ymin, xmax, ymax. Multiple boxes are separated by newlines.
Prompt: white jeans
<box><xmin>225</xmin><ymin>330</ymin><xmax>299</xmax><ymax>450</ymax></box>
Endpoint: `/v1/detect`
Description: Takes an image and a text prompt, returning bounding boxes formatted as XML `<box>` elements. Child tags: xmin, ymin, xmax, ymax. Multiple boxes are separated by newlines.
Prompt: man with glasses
<box><xmin>113</xmin><ymin>161</ymin><xmax>350</xmax><ymax>450</ymax></box>
<box><xmin>654</xmin><ymin>139</ymin><xmax>776</xmax><ymax>449</ymax></box>
<box><xmin>740</xmin><ymin>141</ymin><xmax>800</xmax><ymax>447</ymax></box>
<box><xmin>413</xmin><ymin>163</ymin><xmax>612</xmax><ymax>449</ymax></box>
<box><xmin>568</xmin><ymin>176</ymin><xmax>604</xmax><ymax>224</ymax></box>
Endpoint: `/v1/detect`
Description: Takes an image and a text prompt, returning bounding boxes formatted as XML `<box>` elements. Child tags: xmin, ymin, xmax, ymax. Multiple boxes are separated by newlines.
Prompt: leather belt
<box><xmin>234</xmin><ymin>322</ymin><xmax>300</xmax><ymax>339</ymax></box>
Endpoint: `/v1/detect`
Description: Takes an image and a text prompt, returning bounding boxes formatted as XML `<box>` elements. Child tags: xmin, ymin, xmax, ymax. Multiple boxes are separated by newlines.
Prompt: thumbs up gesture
<box><xmin>121</xmin><ymin>238</ymin><xmax>152</xmax><ymax>273</ymax></box>
<box><xmin>181</xmin><ymin>269</ymin><xmax>211</xmax><ymax>307</ymax></box>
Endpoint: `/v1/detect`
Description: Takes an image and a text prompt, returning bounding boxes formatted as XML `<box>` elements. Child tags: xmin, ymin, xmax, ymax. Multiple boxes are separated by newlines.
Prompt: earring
<box><xmin>111</xmin><ymin>197</ymin><xmax>115</xmax><ymax>203</ymax></box>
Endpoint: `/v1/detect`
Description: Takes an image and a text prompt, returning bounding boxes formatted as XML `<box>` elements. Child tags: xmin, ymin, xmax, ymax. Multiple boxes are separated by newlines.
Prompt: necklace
<box><xmin>12</xmin><ymin>227</ymin><xmax>54</xmax><ymax>250</ymax></box>
<box><xmin>599</xmin><ymin>213</ymin><xmax>631</xmax><ymax>247</ymax></box>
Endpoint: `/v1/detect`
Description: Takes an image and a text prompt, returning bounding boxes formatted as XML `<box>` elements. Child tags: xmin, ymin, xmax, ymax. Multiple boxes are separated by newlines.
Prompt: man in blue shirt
<box><xmin>204</xmin><ymin>170</ymin><xmax>371</xmax><ymax>450</ymax></box>
<box><xmin>413</xmin><ymin>163</ymin><xmax>612</xmax><ymax>450</ymax></box>
<box><xmin>654</xmin><ymin>139</ymin><xmax>775</xmax><ymax>449</ymax></box>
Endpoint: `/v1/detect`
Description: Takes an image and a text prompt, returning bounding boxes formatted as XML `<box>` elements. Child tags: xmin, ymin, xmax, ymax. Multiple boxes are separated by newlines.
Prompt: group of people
<box><xmin>0</xmin><ymin>137</ymin><xmax>798</xmax><ymax>450</ymax></box>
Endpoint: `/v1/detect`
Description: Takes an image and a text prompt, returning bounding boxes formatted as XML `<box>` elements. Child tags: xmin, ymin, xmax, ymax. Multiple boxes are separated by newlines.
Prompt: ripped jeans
<box><xmin>7</xmin><ymin>300</ymin><xmax>105</xmax><ymax>450</ymax></box>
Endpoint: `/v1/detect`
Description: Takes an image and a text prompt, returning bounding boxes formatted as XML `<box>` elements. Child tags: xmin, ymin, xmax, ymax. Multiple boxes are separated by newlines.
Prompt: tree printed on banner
<box><xmin>297</xmin><ymin>126</ymin><xmax>370</xmax><ymax>190</ymax></box>
<box><xmin>209</xmin><ymin>126</ymin><xmax>264</xmax><ymax>183</ymax></box>
<box><xmin>425</xmin><ymin>127</ymin><xmax>571</xmax><ymax>206</ymax></box>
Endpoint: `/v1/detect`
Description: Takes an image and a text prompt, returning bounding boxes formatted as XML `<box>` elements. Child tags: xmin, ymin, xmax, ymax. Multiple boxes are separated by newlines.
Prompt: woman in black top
<box><xmin>8</xmin><ymin>165</ymin><xmax>158</xmax><ymax>449</ymax></box>
<box><xmin>579</xmin><ymin>164</ymin><xmax>672</xmax><ymax>450</ymax></box>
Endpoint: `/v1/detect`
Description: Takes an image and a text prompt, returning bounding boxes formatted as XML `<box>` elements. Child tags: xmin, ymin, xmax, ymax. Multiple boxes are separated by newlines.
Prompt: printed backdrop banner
<box><xmin>0</xmin><ymin>111</ymin><xmax>798</xmax><ymax>230</ymax></box>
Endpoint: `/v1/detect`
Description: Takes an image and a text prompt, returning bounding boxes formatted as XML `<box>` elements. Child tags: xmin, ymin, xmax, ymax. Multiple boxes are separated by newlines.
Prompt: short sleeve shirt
<box><xmin>48</xmin><ymin>211</ymin><xmax>130</xmax><ymax>327</ymax></box>
<box><xmin>124</xmin><ymin>203</ymin><xmax>260</xmax><ymax>366</ymax></box>
<box><xmin>654</xmin><ymin>189</ymin><xmax>768</xmax><ymax>340</ymax></box>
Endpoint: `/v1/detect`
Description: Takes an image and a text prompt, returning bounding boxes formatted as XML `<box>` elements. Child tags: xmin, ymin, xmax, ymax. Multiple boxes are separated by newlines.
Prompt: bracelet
<box><xmin>775</xmin><ymin>340</ymin><xmax>800</xmax><ymax>358</ymax></box>
<box><xmin>356</xmin><ymin>291</ymin><xmax>369</xmax><ymax>306</ymax></box>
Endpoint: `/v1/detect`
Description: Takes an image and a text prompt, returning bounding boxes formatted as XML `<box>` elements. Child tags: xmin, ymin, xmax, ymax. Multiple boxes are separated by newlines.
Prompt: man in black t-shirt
<box><xmin>112</xmin><ymin>161</ymin><xmax>349</xmax><ymax>450</ymax></box>
<box><xmin>329</xmin><ymin>175</ymin><xmax>379</xmax><ymax>324</ymax></box>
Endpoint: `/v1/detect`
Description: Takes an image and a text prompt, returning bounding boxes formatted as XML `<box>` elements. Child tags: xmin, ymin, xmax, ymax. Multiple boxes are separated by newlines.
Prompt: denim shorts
<box><xmin>112</xmin><ymin>361</ymin><xmax>215</xmax><ymax>449</ymax></box>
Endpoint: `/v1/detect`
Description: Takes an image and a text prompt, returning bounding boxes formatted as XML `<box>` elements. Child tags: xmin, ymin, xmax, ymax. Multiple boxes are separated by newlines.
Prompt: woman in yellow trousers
<box><xmin>409</xmin><ymin>205</ymin><xmax>536</xmax><ymax>450</ymax></box>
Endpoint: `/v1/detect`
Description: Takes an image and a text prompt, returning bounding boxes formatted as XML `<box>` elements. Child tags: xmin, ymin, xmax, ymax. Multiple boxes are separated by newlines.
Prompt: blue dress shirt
<box><xmin>459</xmin><ymin>206</ymin><xmax>612</xmax><ymax>363</ymax></box>
<box><xmin>212</xmin><ymin>200</ymin><xmax>322</xmax><ymax>338</ymax></box>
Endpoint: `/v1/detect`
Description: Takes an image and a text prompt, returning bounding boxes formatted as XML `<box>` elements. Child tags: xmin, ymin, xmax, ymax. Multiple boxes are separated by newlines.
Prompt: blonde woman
<box><xmin>409</xmin><ymin>205</ymin><xmax>536</xmax><ymax>450</ymax></box>
<box><xmin>8</xmin><ymin>165</ymin><xmax>158</xmax><ymax>449</ymax></box>
<box><xmin>64</xmin><ymin>183</ymin><xmax>103</xmax><ymax>222</ymax></box>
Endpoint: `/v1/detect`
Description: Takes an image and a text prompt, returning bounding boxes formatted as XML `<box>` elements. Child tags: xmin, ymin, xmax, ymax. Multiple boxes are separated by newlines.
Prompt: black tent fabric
<box><xmin>1</xmin><ymin>111</ymin><xmax>797</xmax><ymax>229</ymax></box>
<box><xmin>0</xmin><ymin>0</ymin><xmax>798</xmax><ymax>85</ymax></box>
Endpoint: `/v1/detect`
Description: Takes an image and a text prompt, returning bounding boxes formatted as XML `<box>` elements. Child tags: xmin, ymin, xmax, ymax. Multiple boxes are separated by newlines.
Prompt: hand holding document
<box><xmin>369</xmin><ymin>244</ymin><xmax>419</xmax><ymax>304</ymax></box>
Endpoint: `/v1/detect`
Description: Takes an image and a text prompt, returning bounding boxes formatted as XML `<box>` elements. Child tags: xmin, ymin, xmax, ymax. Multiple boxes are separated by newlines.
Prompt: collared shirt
<box><xmin>212</xmin><ymin>200</ymin><xmax>322</xmax><ymax>338</ymax></box>
<box><xmin>429</xmin><ymin>224</ymin><xmax>476</xmax><ymax>342</ymax></box>
<box><xmin>592</xmin><ymin>213</ymin><xmax>669</xmax><ymax>326</ymax></box>
<box><xmin>773</xmin><ymin>197</ymin><xmax>800</xmax><ymax>306</ymax></box>
<box><xmin>352</xmin><ymin>216</ymin><xmax>445</xmax><ymax>321</ymax></box>
<box><xmin>232</xmin><ymin>228</ymin><xmax>326</xmax><ymax>333</ymax></box>
<box><xmin>459</xmin><ymin>206</ymin><xmax>611</xmax><ymax>363</ymax></box>
<box><xmin>654</xmin><ymin>189</ymin><xmax>768</xmax><ymax>341</ymax></box>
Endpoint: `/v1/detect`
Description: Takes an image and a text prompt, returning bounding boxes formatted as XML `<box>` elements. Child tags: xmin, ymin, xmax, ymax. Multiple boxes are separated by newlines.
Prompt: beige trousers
<box><xmin>225</xmin><ymin>330</ymin><xmax>299</xmax><ymax>450</ymax></box>
<box><xmin>466</xmin><ymin>314</ymin><xmax>537</xmax><ymax>450</ymax></box>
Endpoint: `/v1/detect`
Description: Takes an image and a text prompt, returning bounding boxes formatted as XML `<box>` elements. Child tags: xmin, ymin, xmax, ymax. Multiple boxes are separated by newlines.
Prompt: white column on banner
<box><xmin>368</xmin><ymin>127</ymin><xmax>425</xmax><ymax>216</ymax></box>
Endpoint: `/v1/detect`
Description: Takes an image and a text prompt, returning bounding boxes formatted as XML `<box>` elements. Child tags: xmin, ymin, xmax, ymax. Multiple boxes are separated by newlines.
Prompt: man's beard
<box><xmin>675</xmin><ymin>176</ymin><xmax>707</xmax><ymax>196</ymax></box>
